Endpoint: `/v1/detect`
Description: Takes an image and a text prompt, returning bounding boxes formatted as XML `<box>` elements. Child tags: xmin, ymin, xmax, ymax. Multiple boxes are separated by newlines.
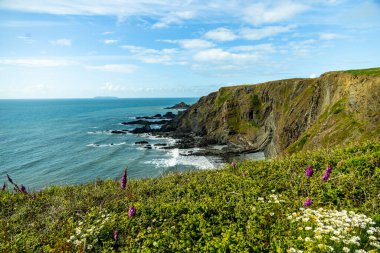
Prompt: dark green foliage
<box><xmin>1</xmin><ymin>141</ymin><xmax>379</xmax><ymax>252</ymax></box>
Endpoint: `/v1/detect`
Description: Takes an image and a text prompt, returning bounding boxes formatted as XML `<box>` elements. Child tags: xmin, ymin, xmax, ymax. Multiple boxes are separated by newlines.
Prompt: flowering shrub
<box><xmin>67</xmin><ymin>209</ymin><xmax>116</xmax><ymax>251</ymax></box>
<box><xmin>287</xmin><ymin>208</ymin><xmax>380</xmax><ymax>252</ymax></box>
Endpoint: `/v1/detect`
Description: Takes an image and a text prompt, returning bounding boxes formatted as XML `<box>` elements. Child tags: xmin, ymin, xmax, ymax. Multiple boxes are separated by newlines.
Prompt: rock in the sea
<box><xmin>163</xmin><ymin>112</ymin><xmax>176</xmax><ymax>119</ymax></box>
<box><xmin>135</xmin><ymin>141</ymin><xmax>149</xmax><ymax>145</ymax></box>
<box><xmin>165</xmin><ymin>102</ymin><xmax>190</xmax><ymax>109</ymax></box>
<box><xmin>136</xmin><ymin>114</ymin><xmax>162</xmax><ymax>119</ymax></box>
<box><xmin>130</xmin><ymin>124</ymin><xmax>152</xmax><ymax>134</ymax></box>
<box><xmin>154</xmin><ymin>143</ymin><xmax>167</xmax><ymax>147</ymax></box>
<box><xmin>111</xmin><ymin>130</ymin><xmax>127</xmax><ymax>134</ymax></box>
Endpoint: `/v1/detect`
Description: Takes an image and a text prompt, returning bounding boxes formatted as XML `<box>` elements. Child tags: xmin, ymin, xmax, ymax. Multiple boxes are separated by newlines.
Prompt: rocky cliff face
<box><xmin>171</xmin><ymin>71</ymin><xmax>380</xmax><ymax>157</ymax></box>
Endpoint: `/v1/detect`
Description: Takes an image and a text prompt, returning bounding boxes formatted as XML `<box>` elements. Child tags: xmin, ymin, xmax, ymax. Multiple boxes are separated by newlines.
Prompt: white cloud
<box><xmin>121</xmin><ymin>45</ymin><xmax>185</xmax><ymax>65</ymax></box>
<box><xmin>240</xmin><ymin>25</ymin><xmax>294</xmax><ymax>40</ymax></box>
<box><xmin>152</xmin><ymin>11</ymin><xmax>194</xmax><ymax>28</ymax></box>
<box><xmin>204</xmin><ymin>28</ymin><xmax>238</xmax><ymax>42</ymax></box>
<box><xmin>87</xmin><ymin>64</ymin><xmax>137</xmax><ymax>73</ymax></box>
<box><xmin>319</xmin><ymin>33</ymin><xmax>344</xmax><ymax>40</ymax></box>
<box><xmin>50</xmin><ymin>39</ymin><xmax>72</xmax><ymax>46</ymax></box>
<box><xmin>193</xmin><ymin>48</ymin><xmax>258</xmax><ymax>62</ymax></box>
<box><xmin>231</xmin><ymin>44</ymin><xmax>275</xmax><ymax>53</ymax></box>
<box><xmin>162</xmin><ymin>39</ymin><xmax>214</xmax><ymax>49</ymax></box>
<box><xmin>287</xmin><ymin>39</ymin><xmax>316</xmax><ymax>56</ymax></box>
<box><xmin>17</xmin><ymin>34</ymin><xmax>34</xmax><ymax>44</ymax></box>
<box><xmin>103</xmin><ymin>39</ymin><xmax>118</xmax><ymax>44</ymax></box>
<box><xmin>309</xmin><ymin>73</ymin><xmax>318</xmax><ymax>78</ymax></box>
<box><xmin>178</xmin><ymin>39</ymin><xmax>214</xmax><ymax>49</ymax></box>
<box><xmin>243</xmin><ymin>2</ymin><xmax>308</xmax><ymax>25</ymax></box>
<box><xmin>0</xmin><ymin>58</ymin><xmax>75</xmax><ymax>67</ymax></box>
<box><xmin>100</xmin><ymin>82</ymin><xmax>125</xmax><ymax>91</ymax></box>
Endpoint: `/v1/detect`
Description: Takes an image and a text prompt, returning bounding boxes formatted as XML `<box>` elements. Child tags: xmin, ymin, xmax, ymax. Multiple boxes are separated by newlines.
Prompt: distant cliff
<box><xmin>169</xmin><ymin>68</ymin><xmax>380</xmax><ymax>157</ymax></box>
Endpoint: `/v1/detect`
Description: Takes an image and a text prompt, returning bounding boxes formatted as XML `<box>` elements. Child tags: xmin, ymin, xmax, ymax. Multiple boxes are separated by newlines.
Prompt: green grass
<box><xmin>1</xmin><ymin>141</ymin><xmax>380</xmax><ymax>252</ymax></box>
<box><xmin>345</xmin><ymin>67</ymin><xmax>380</xmax><ymax>76</ymax></box>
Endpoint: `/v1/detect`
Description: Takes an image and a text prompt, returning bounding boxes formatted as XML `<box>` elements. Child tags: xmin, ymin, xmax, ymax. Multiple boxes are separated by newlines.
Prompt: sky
<box><xmin>0</xmin><ymin>0</ymin><xmax>379</xmax><ymax>99</ymax></box>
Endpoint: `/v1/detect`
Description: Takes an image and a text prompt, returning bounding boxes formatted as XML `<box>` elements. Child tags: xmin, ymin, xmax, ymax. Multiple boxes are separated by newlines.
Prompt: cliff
<box><xmin>170</xmin><ymin>68</ymin><xmax>380</xmax><ymax>157</ymax></box>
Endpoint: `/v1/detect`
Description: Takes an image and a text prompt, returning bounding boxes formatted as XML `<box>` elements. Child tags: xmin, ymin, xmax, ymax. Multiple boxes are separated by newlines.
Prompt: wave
<box><xmin>144</xmin><ymin>148</ymin><xmax>215</xmax><ymax>170</ymax></box>
<box><xmin>87</xmin><ymin>130</ymin><xmax>112</xmax><ymax>135</ymax></box>
<box><xmin>86</xmin><ymin>142</ymin><xmax>127</xmax><ymax>148</ymax></box>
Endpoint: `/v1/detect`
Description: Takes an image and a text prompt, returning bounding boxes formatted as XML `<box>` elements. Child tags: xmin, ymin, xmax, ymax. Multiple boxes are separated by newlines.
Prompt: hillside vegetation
<box><xmin>170</xmin><ymin>68</ymin><xmax>380</xmax><ymax>157</ymax></box>
<box><xmin>1</xmin><ymin>141</ymin><xmax>380</xmax><ymax>252</ymax></box>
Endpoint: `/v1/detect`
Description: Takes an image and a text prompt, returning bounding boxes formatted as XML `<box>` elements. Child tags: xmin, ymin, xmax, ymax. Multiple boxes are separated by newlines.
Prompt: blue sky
<box><xmin>0</xmin><ymin>0</ymin><xmax>379</xmax><ymax>98</ymax></box>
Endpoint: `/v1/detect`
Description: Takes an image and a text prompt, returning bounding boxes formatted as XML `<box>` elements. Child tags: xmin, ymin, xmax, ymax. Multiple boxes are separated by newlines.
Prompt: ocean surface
<box><xmin>0</xmin><ymin>98</ymin><xmax>224</xmax><ymax>189</ymax></box>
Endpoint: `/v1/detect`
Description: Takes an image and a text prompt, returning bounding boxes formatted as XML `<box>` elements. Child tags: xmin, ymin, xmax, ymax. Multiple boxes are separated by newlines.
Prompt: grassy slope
<box><xmin>1</xmin><ymin>141</ymin><xmax>379</xmax><ymax>252</ymax></box>
<box><xmin>344</xmin><ymin>67</ymin><xmax>380</xmax><ymax>76</ymax></box>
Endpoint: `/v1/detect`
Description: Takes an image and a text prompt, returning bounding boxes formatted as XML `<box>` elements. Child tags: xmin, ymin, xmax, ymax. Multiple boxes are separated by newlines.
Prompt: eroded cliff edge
<box><xmin>164</xmin><ymin>71</ymin><xmax>380</xmax><ymax>157</ymax></box>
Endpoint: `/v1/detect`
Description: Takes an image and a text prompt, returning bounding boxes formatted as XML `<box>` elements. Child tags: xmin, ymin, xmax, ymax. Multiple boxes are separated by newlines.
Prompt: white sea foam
<box><xmin>144</xmin><ymin>148</ymin><xmax>215</xmax><ymax>170</ymax></box>
<box><xmin>87</xmin><ymin>130</ymin><xmax>112</xmax><ymax>135</ymax></box>
<box><xmin>86</xmin><ymin>142</ymin><xmax>127</xmax><ymax>148</ymax></box>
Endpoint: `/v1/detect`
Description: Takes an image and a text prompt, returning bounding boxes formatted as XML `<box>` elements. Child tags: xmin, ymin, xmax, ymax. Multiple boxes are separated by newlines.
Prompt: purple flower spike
<box><xmin>6</xmin><ymin>174</ymin><xmax>14</xmax><ymax>184</ymax></box>
<box><xmin>114</xmin><ymin>231</ymin><xmax>118</xmax><ymax>241</ymax></box>
<box><xmin>20</xmin><ymin>184</ymin><xmax>27</xmax><ymax>194</ymax></box>
<box><xmin>322</xmin><ymin>172</ymin><xmax>330</xmax><ymax>182</ymax></box>
<box><xmin>128</xmin><ymin>206</ymin><xmax>136</xmax><ymax>217</ymax></box>
<box><xmin>1</xmin><ymin>183</ymin><xmax>5</xmax><ymax>191</ymax></box>
<box><xmin>326</xmin><ymin>165</ymin><xmax>332</xmax><ymax>174</ymax></box>
<box><xmin>303</xmin><ymin>198</ymin><xmax>312</xmax><ymax>207</ymax></box>
<box><xmin>322</xmin><ymin>165</ymin><xmax>332</xmax><ymax>182</ymax></box>
<box><xmin>305</xmin><ymin>165</ymin><xmax>314</xmax><ymax>177</ymax></box>
<box><xmin>121</xmin><ymin>168</ymin><xmax>127</xmax><ymax>190</ymax></box>
<box><xmin>231</xmin><ymin>161</ymin><xmax>237</xmax><ymax>168</ymax></box>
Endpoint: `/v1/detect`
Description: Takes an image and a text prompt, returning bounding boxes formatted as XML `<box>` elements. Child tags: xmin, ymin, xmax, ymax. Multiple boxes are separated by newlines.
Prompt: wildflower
<box><xmin>20</xmin><ymin>184</ymin><xmax>27</xmax><ymax>194</ymax></box>
<box><xmin>6</xmin><ymin>174</ymin><xmax>14</xmax><ymax>184</ymax></box>
<box><xmin>114</xmin><ymin>231</ymin><xmax>118</xmax><ymax>241</ymax></box>
<box><xmin>303</xmin><ymin>198</ymin><xmax>312</xmax><ymax>207</ymax></box>
<box><xmin>231</xmin><ymin>161</ymin><xmax>237</xmax><ymax>168</ymax></box>
<box><xmin>1</xmin><ymin>183</ymin><xmax>5</xmax><ymax>191</ymax></box>
<box><xmin>322</xmin><ymin>165</ymin><xmax>332</xmax><ymax>182</ymax></box>
<box><xmin>305</xmin><ymin>165</ymin><xmax>314</xmax><ymax>177</ymax></box>
<box><xmin>343</xmin><ymin>247</ymin><xmax>350</xmax><ymax>253</ymax></box>
<box><xmin>128</xmin><ymin>206</ymin><xmax>136</xmax><ymax>217</ymax></box>
<box><xmin>326</xmin><ymin>165</ymin><xmax>332</xmax><ymax>174</ymax></box>
<box><xmin>121</xmin><ymin>168</ymin><xmax>127</xmax><ymax>190</ymax></box>
<box><xmin>242</xmin><ymin>172</ymin><xmax>247</xmax><ymax>177</ymax></box>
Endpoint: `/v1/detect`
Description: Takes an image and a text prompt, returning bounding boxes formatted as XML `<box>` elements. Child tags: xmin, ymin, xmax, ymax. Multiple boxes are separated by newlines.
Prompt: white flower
<box><xmin>343</xmin><ymin>247</ymin><xmax>350</xmax><ymax>253</ymax></box>
<box><xmin>288</xmin><ymin>248</ymin><xmax>297</xmax><ymax>253</ymax></box>
<box><xmin>305</xmin><ymin>226</ymin><xmax>312</xmax><ymax>231</ymax></box>
<box><xmin>270</xmin><ymin>212</ymin><xmax>275</xmax><ymax>216</ymax></box>
<box><xmin>368</xmin><ymin>235</ymin><xmax>377</xmax><ymax>241</ymax></box>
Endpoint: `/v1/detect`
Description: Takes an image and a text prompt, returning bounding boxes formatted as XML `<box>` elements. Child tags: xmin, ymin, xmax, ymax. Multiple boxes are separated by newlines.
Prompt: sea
<box><xmin>0</xmin><ymin>98</ymin><xmax>225</xmax><ymax>190</ymax></box>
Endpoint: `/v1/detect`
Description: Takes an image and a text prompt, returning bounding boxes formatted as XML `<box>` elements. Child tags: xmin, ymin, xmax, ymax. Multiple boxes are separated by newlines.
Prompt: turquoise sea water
<box><xmin>0</xmin><ymin>98</ymin><xmax>212</xmax><ymax>189</ymax></box>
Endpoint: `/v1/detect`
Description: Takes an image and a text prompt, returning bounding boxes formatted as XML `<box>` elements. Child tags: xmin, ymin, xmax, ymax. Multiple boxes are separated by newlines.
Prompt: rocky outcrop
<box><xmin>165</xmin><ymin>102</ymin><xmax>191</xmax><ymax>109</ymax></box>
<box><xmin>166</xmin><ymin>71</ymin><xmax>380</xmax><ymax>157</ymax></box>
